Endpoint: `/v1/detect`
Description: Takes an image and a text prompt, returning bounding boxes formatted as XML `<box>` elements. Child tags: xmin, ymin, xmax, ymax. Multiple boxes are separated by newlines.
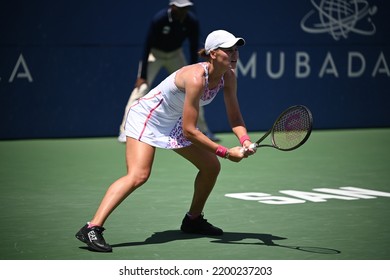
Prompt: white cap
<box><xmin>204</xmin><ymin>30</ymin><xmax>245</xmax><ymax>54</ymax></box>
<box><xmin>169</xmin><ymin>0</ymin><xmax>194</xmax><ymax>7</ymax></box>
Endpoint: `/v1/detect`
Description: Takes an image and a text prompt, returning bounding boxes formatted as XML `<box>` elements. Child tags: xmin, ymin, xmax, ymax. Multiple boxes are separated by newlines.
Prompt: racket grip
<box><xmin>249</xmin><ymin>143</ymin><xmax>257</xmax><ymax>150</ymax></box>
<box><xmin>240</xmin><ymin>143</ymin><xmax>257</xmax><ymax>154</ymax></box>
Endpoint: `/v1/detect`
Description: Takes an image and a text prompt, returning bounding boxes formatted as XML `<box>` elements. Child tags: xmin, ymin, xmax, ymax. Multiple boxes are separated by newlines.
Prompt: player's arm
<box><xmin>223</xmin><ymin>69</ymin><xmax>254</xmax><ymax>151</ymax></box>
<box><xmin>180</xmin><ymin>66</ymin><xmax>215</xmax><ymax>151</ymax></box>
<box><xmin>180</xmin><ymin>66</ymin><xmax>246</xmax><ymax>162</ymax></box>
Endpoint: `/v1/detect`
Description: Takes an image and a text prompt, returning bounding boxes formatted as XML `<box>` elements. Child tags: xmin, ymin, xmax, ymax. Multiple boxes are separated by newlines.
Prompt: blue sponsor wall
<box><xmin>0</xmin><ymin>0</ymin><xmax>389</xmax><ymax>139</ymax></box>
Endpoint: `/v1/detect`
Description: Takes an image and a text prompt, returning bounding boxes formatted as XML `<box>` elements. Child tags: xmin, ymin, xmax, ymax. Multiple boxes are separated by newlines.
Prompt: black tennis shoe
<box><xmin>75</xmin><ymin>223</ymin><xmax>112</xmax><ymax>252</ymax></box>
<box><xmin>180</xmin><ymin>214</ymin><xmax>223</xmax><ymax>236</ymax></box>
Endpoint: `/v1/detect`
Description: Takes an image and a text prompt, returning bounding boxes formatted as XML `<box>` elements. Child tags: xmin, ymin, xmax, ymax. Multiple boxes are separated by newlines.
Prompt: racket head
<box><xmin>270</xmin><ymin>105</ymin><xmax>313</xmax><ymax>151</ymax></box>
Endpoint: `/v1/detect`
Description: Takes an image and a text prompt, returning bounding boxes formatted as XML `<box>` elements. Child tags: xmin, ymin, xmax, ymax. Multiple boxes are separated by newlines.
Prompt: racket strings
<box><xmin>272</xmin><ymin>107</ymin><xmax>311</xmax><ymax>150</ymax></box>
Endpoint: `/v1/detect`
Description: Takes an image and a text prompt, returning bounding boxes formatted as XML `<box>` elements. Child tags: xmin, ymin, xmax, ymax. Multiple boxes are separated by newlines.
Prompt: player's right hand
<box><xmin>227</xmin><ymin>146</ymin><xmax>250</xmax><ymax>162</ymax></box>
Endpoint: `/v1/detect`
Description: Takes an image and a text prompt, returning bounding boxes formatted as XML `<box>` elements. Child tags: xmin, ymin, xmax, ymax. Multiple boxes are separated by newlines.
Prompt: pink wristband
<box><xmin>239</xmin><ymin>135</ymin><xmax>251</xmax><ymax>146</ymax></box>
<box><xmin>215</xmin><ymin>145</ymin><xmax>228</xmax><ymax>158</ymax></box>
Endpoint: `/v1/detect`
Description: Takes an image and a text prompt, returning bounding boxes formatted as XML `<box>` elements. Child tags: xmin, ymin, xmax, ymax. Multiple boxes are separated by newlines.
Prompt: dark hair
<box><xmin>198</xmin><ymin>48</ymin><xmax>209</xmax><ymax>59</ymax></box>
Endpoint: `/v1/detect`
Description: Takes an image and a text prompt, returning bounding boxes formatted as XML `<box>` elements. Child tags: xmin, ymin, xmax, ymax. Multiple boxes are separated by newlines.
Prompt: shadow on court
<box><xmin>106</xmin><ymin>230</ymin><xmax>341</xmax><ymax>255</ymax></box>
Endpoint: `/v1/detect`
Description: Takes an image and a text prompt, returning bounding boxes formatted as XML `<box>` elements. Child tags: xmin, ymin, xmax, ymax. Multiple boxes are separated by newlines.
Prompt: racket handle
<box><xmin>240</xmin><ymin>143</ymin><xmax>257</xmax><ymax>154</ymax></box>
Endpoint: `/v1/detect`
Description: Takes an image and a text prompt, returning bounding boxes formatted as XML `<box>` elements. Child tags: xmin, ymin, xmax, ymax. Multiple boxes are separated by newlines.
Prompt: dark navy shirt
<box><xmin>139</xmin><ymin>8</ymin><xmax>200</xmax><ymax>80</ymax></box>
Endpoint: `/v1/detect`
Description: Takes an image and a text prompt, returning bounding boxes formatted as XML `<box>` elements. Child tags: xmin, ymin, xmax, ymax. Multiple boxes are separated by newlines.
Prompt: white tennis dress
<box><xmin>125</xmin><ymin>63</ymin><xmax>224</xmax><ymax>149</ymax></box>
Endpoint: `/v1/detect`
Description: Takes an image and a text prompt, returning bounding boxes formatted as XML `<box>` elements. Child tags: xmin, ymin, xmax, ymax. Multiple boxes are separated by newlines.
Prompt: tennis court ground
<box><xmin>0</xmin><ymin>128</ymin><xmax>389</xmax><ymax>260</ymax></box>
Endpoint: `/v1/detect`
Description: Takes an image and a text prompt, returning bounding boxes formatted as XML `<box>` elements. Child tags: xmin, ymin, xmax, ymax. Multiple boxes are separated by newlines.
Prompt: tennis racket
<box><xmin>246</xmin><ymin>105</ymin><xmax>313</xmax><ymax>152</ymax></box>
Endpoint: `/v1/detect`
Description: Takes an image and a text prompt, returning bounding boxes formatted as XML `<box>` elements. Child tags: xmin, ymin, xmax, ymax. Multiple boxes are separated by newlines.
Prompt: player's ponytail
<box><xmin>198</xmin><ymin>48</ymin><xmax>209</xmax><ymax>59</ymax></box>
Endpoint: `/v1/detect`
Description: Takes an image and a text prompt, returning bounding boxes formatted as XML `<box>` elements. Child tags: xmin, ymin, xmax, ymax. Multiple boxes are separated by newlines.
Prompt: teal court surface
<box><xmin>0</xmin><ymin>128</ymin><xmax>389</xmax><ymax>260</ymax></box>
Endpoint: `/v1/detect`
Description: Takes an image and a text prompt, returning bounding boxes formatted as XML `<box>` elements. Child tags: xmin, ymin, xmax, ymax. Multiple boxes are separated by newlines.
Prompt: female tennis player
<box><xmin>76</xmin><ymin>29</ymin><xmax>256</xmax><ymax>252</ymax></box>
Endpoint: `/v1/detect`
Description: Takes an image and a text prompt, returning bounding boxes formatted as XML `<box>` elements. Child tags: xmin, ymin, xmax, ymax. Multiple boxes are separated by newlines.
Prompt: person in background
<box><xmin>76</xmin><ymin>29</ymin><xmax>256</xmax><ymax>252</ymax></box>
<box><xmin>118</xmin><ymin>0</ymin><xmax>219</xmax><ymax>142</ymax></box>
